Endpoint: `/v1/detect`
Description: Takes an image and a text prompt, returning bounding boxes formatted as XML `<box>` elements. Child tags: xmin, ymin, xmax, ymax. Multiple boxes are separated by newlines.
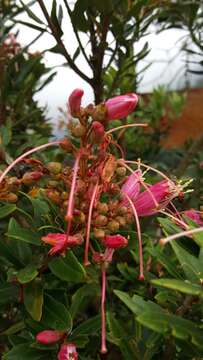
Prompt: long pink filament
<box><xmin>123</xmin><ymin>192</ymin><xmax>144</xmax><ymax>280</ymax></box>
<box><xmin>159</xmin><ymin>210</ymin><xmax>189</xmax><ymax>230</ymax></box>
<box><xmin>0</xmin><ymin>141</ymin><xmax>60</xmax><ymax>183</ymax></box>
<box><xmin>160</xmin><ymin>226</ymin><xmax>203</xmax><ymax>246</ymax></box>
<box><xmin>122</xmin><ymin>162</ymin><xmax>159</xmax><ymax>208</ymax></box>
<box><xmin>84</xmin><ymin>182</ymin><xmax>99</xmax><ymax>266</ymax></box>
<box><xmin>66</xmin><ymin>153</ymin><xmax>81</xmax><ymax>222</ymax></box>
<box><xmin>123</xmin><ymin>159</ymin><xmax>172</xmax><ymax>183</ymax></box>
<box><xmin>106</xmin><ymin>123</ymin><xmax>148</xmax><ymax>135</ymax></box>
<box><xmin>101</xmin><ymin>266</ymin><xmax>107</xmax><ymax>354</ymax></box>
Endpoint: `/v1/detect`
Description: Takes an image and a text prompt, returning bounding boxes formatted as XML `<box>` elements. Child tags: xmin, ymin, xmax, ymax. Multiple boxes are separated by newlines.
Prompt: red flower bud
<box><xmin>36</xmin><ymin>330</ymin><xmax>64</xmax><ymax>344</ymax></box>
<box><xmin>105</xmin><ymin>93</ymin><xmax>138</xmax><ymax>120</ymax></box>
<box><xmin>57</xmin><ymin>343</ymin><xmax>78</xmax><ymax>360</ymax></box>
<box><xmin>22</xmin><ymin>171</ymin><xmax>43</xmax><ymax>185</ymax></box>
<box><xmin>183</xmin><ymin>209</ymin><xmax>203</xmax><ymax>226</ymax></box>
<box><xmin>102</xmin><ymin>234</ymin><xmax>128</xmax><ymax>249</ymax></box>
<box><xmin>92</xmin><ymin>121</ymin><xmax>105</xmax><ymax>142</ymax></box>
<box><xmin>68</xmin><ymin>89</ymin><xmax>84</xmax><ymax>116</ymax></box>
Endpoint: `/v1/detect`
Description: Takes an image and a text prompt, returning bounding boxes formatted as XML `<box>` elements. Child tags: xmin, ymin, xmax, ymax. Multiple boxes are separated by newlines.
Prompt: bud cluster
<box><xmin>0</xmin><ymin>88</ymin><xmax>194</xmax><ymax>356</ymax></box>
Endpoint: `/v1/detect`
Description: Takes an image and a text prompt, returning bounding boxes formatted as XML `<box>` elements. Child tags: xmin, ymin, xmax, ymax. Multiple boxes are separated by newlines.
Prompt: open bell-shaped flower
<box><xmin>41</xmin><ymin>232</ymin><xmax>83</xmax><ymax>255</ymax></box>
<box><xmin>57</xmin><ymin>343</ymin><xmax>78</xmax><ymax>360</ymax></box>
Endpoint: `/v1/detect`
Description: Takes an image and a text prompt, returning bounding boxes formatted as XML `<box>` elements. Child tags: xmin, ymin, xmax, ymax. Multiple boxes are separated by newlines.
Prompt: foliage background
<box><xmin>0</xmin><ymin>1</ymin><xmax>203</xmax><ymax>359</ymax></box>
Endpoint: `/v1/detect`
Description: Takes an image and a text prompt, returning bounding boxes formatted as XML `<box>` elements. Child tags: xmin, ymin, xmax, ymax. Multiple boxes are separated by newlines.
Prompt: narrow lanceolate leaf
<box><xmin>151</xmin><ymin>278</ymin><xmax>203</xmax><ymax>297</ymax></box>
<box><xmin>71</xmin><ymin>315</ymin><xmax>101</xmax><ymax>337</ymax></box>
<box><xmin>170</xmin><ymin>241</ymin><xmax>203</xmax><ymax>283</ymax></box>
<box><xmin>7</xmin><ymin>218</ymin><xmax>41</xmax><ymax>246</ymax></box>
<box><xmin>24</xmin><ymin>279</ymin><xmax>43</xmax><ymax>321</ymax></box>
<box><xmin>20</xmin><ymin>1</ymin><xmax>44</xmax><ymax>24</ymax></box>
<box><xmin>17</xmin><ymin>264</ymin><xmax>38</xmax><ymax>284</ymax></box>
<box><xmin>1</xmin><ymin>321</ymin><xmax>25</xmax><ymax>335</ymax></box>
<box><xmin>2</xmin><ymin>343</ymin><xmax>50</xmax><ymax>360</ymax></box>
<box><xmin>0</xmin><ymin>204</ymin><xmax>17</xmax><ymax>219</ymax></box>
<box><xmin>114</xmin><ymin>290</ymin><xmax>203</xmax><ymax>349</ymax></box>
<box><xmin>0</xmin><ymin>284</ymin><xmax>19</xmax><ymax>305</ymax></box>
<box><xmin>41</xmin><ymin>294</ymin><xmax>72</xmax><ymax>332</ymax></box>
<box><xmin>48</xmin><ymin>251</ymin><xmax>86</xmax><ymax>283</ymax></box>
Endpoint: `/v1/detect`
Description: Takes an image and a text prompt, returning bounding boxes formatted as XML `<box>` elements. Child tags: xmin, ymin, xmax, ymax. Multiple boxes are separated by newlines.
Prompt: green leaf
<box><xmin>70</xmin><ymin>283</ymin><xmax>99</xmax><ymax>319</ymax></box>
<box><xmin>48</xmin><ymin>251</ymin><xmax>86</xmax><ymax>283</ymax></box>
<box><xmin>7</xmin><ymin>218</ymin><xmax>41</xmax><ymax>246</ymax></box>
<box><xmin>71</xmin><ymin>315</ymin><xmax>101</xmax><ymax>337</ymax></box>
<box><xmin>17</xmin><ymin>264</ymin><xmax>38</xmax><ymax>284</ymax></box>
<box><xmin>170</xmin><ymin>241</ymin><xmax>203</xmax><ymax>283</ymax></box>
<box><xmin>151</xmin><ymin>278</ymin><xmax>203</xmax><ymax>297</ymax></box>
<box><xmin>148</xmin><ymin>247</ymin><xmax>182</xmax><ymax>279</ymax></box>
<box><xmin>0</xmin><ymin>204</ymin><xmax>17</xmax><ymax>219</ymax></box>
<box><xmin>2</xmin><ymin>343</ymin><xmax>51</xmax><ymax>360</ymax></box>
<box><xmin>51</xmin><ymin>0</ymin><xmax>63</xmax><ymax>37</ymax></box>
<box><xmin>183</xmin><ymin>216</ymin><xmax>203</xmax><ymax>247</ymax></box>
<box><xmin>0</xmin><ymin>284</ymin><xmax>19</xmax><ymax>305</ymax></box>
<box><xmin>41</xmin><ymin>294</ymin><xmax>72</xmax><ymax>332</ymax></box>
<box><xmin>24</xmin><ymin>279</ymin><xmax>43</xmax><ymax>321</ymax></box>
<box><xmin>20</xmin><ymin>1</ymin><xmax>43</xmax><ymax>24</ymax></box>
<box><xmin>1</xmin><ymin>321</ymin><xmax>25</xmax><ymax>336</ymax></box>
<box><xmin>158</xmin><ymin>217</ymin><xmax>181</xmax><ymax>236</ymax></box>
<box><xmin>115</xmin><ymin>290</ymin><xmax>203</xmax><ymax>349</ymax></box>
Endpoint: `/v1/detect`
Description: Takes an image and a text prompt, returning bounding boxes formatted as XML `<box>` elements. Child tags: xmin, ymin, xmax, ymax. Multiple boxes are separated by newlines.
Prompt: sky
<box><xmin>14</xmin><ymin>1</ymin><xmax>203</xmax><ymax>131</ymax></box>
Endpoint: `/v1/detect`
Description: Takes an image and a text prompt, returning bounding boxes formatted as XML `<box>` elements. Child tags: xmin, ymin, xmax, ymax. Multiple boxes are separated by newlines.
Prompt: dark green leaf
<box><xmin>51</xmin><ymin>0</ymin><xmax>63</xmax><ymax>38</ymax></box>
<box><xmin>48</xmin><ymin>251</ymin><xmax>86</xmax><ymax>283</ymax></box>
<box><xmin>7</xmin><ymin>218</ymin><xmax>41</xmax><ymax>246</ymax></box>
<box><xmin>71</xmin><ymin>315</ymin><xmax>101</xmax><ymax>337</ymax></box>
<box><xmin>1</xmin><ymin>321</ymin><xmax>25</xmax><ymax>336</ymax></box>
<box><xmin>0</xmin><ymin>204</ymin><xmax>17</xmax><ymax>219</ymax></box>
<box><xmin>151</xmin><ymin>278</ymin><xmax>203</xmax><ymax>297</ymax></box>
<box><xmin>41</xmin><ymin>294</ymin><xmax>72</xmax><ymax>332</ymax></box>
<box><xmin>17</xmin><ymin>264</ymin><xmax>38</xmax><ymax>284</ymax></box>
<box><xmin>24</xmin><ymin>279</ymin><xmax>44</xmax><ymax>321</ymax></box>
<box><xmin>170</xmin><ymin>241</ymin><xmax>203</xmax><ymax>283</ymax></box>
<box><xmin>2</xmin><ymin>343</ymin><xmax>51</xmax><ymax>360</ymax></box>
<box><xmin>20</xmin><ymin>1</ymin><xmax>43</xmax><ymax>24</ymax></box>
<box><xmin>0</xmin><ymin>284</ymin><xmax>19</xmax><ymax>305</ymax></box>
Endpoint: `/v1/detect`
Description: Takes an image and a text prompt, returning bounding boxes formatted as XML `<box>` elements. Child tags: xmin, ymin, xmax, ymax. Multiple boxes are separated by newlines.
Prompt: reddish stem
<box><xmin>84</xmin><ymin>181</ymin><xmax>99</xmax><ymax>266</ymax></box>
<box><xmin>66</xmin><ymin>153</ymin><xmax>81</xmax><ymax>221</ymax></box>
<box><xmin>123</xmin><ymin>192</ymin><xmax>144</xmax><ymax>280</ymax></box>
<box><xmin>101</xmin><ymin>265</ymin><xmax>107</xmax><ymax>354</ymax></box>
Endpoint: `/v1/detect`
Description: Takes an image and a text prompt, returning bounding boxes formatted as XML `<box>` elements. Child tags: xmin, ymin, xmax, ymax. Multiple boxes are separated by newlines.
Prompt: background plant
<box><xmin>0</xmin><ymin>1</ymin><xmax>203</xmax><ymax>359</ymax></box>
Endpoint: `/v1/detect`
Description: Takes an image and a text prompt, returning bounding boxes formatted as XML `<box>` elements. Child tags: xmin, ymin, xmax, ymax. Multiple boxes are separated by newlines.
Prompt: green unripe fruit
<box><xmin>107</xmin><ymin>220</ymin><xmax>120</xmax><ymax>232</ymax></box>
<box><xmin>47</xmin><ymin>162</ymin><xmax>62</xmax><ymax>174</ymax></box>
<box><xmin>94</xmin><ymin>228</ymin><xmax>105</xmax><ymax>239</ymax></box>
<box><xmin>116</xmin><ymin>167</ymin><xmax>127</xmax><ymax>177</ymax></box>
<box><xmin>95</xmin><ymin>215</ymin><xmax>108</xmax><ymax>226</ymax></box>
<box><xmin>97</xmin><ymin>202</ymin><xmax>108</xmax><ymax>214</ymax></box>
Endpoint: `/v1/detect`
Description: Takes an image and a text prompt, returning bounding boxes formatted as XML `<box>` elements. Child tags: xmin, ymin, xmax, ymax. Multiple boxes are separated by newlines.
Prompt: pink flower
<box><xmin>41</xmin><ymin>233</ymin><xmax>83</xmax><ymax>255</ymax></box>
<box><xmin>68</xmin><ymin>89</ymin><xmax>84</xmax><ymax>116</ymax></box>
<box><xmin>105</xmin><ymin>93</ymin><xmax>138</xmax><ymax>120</ymax></box>
<box><xmin>183</xmin><ymin>209</ymin><xmax>203</xmax><ymax>226</ymax></box>
<box><xmin>133</xmin><ymin>180</ymin><xmax>172</xmax><ymax>217</ymax></box>
<box><xmin>102</xmin><ymin>234</ymin><xmax>128</xmax><ymax>249</ymax></box>
<box><xmin>122</xmin><ymin>177</ymin><xmax>178</xmax><ymax>217</ymax></box>
<box><xmin>36</xmin><ymin>330</ymin><xmax>64</xmax><ymax>344</ymax></box>
<box><xmin>57</xmin><ymin>343</ymin><xmax>78</xmax><ymax>360</ymax></box>
<box><xmin>121</xmin><ymin>170</ymin><xmax>141</xmax><ymax>206</ymax></box>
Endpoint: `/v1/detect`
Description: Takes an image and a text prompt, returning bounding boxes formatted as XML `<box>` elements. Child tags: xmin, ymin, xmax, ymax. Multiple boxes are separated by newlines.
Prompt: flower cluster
<box><xmin>0</xmin><ymin>88</ymin><xmax>196</xmax><ymax>356</ymax></box>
